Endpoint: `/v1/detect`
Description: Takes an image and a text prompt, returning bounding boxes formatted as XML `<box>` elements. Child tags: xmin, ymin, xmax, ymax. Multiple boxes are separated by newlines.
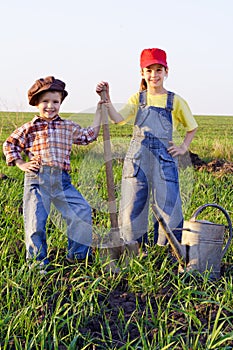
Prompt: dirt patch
<box><xmin>179</xmin><ymin>151</ymin><xmax>233</xmax><ymax>175</ymax></box>
<box><xmin>0</xmin><ymin>173</ymin><xmax>8</xmax><ymax>180</ymax></box>
<box><xmin>68</xmin><ymin>260</ymin><xmax>233</xmax><ymax>349</ymax></box>
<box><xmin>197</xmin><ymin>158</ymin><xmax>233</xmax><ymax>174</ymax></box>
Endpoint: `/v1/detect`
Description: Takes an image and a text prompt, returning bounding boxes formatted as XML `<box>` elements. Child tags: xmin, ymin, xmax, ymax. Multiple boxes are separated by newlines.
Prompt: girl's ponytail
<box><xmin>140</xmin><ymin>78</ymin><xmax>147</xmax><ymax>91</ymax></box>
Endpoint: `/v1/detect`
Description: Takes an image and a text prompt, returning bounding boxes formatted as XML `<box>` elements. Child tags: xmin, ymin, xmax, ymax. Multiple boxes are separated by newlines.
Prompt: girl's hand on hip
<box><xmin>167</xmin><ymin>141</ymin><xmax>188</xmax><ymax>157</ymax></box>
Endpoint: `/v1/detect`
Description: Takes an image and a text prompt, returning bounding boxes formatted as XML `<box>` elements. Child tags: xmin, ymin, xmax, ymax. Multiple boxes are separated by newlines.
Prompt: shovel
<box><xmin>100</xmin><ymin>87</ymin><xmax>119</xmax><ymax>232</ymax></box>
<box><xmin>98</xmin><ymin>88</ymin><xmax>138</xmax><ymax>269</ymax></box>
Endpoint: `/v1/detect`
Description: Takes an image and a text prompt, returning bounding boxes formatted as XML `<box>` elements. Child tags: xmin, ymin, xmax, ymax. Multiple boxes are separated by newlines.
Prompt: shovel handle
<box><xmin>100</xmin><ymin>88</ymin><xmax>118</xmax><ymax>229</ymax></box>
<box><xmin>151</xmin><ymin>205</ymin><xmax>186</xmax><ymax>265</ymax></box>
<box><xmin>190</xmin><ymin>203</ymin><xmax>233</xmax><ymax>257</ymax></box>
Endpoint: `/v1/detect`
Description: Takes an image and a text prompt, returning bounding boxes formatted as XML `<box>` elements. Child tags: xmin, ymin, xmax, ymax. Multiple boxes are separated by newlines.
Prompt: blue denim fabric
<box><xmin>139</xmin><ymin>216</ymin><xmax>183</xmax><ymax>246</ymax></box>
<box><xmin>23</xmin><ymin>166</ymin><xmax>92</xmax><ymax>264</ymax></box>
<box><xmin>119</xmin><ymin>91</ymin><xmax>183</xmax><ymax>246</ymax></box>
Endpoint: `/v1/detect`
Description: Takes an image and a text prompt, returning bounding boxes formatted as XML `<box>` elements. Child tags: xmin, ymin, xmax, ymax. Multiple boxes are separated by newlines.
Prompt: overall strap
<box><xmin>140</xmin><ymin>90</ymin><xmax>174</xmax><ymax>110</ymax></box>
<box><xmin>139</xmin><ymin>90</ymin><xmax>147</xmax><ymax>107</ymax></box>
<box><xmin>134</xmin><ymin>90</ymin><xmax>147</xmax><ymax>126</ymax></box>
<box><xmin>165</xmin><ymin>91</ymin><xmax>175</xmax><ymax>112</ymax></box>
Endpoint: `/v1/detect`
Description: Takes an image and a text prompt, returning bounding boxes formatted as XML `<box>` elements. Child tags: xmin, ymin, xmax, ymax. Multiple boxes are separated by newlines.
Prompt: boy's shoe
<box><xmin>39</xmin><ymin>267</ymin><xmax>48</xmax><ymax>275</ymax></box>
<box><xmin>29</xmin><ymin>261</ymin><xmax>52</xmax><ymax>275</ymax></box>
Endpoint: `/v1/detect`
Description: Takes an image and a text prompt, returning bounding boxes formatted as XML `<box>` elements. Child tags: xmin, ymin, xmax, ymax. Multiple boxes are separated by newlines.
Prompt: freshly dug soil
<box><xmin>179</xmin><ymin>151</ymin><xmax>233</xmax><ymax>175</ymax></box>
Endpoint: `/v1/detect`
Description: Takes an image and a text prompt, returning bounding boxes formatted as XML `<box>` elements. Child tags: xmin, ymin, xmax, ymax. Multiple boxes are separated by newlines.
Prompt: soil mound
<box><xmin>180</xmin><ymin>151</ymin><xmax>233</xmax><ymax>175</ymax></box>
<box><xmin>0</xmin><ymin>173</ymin><xmax>8</xmax><ymax>180</ymax></box>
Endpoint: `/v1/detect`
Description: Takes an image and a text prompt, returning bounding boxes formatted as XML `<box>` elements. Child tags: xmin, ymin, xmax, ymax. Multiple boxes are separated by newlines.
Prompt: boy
<box><xmin>3</xmin><ymin>76</ymin><xmax>102</xmax><ymax>271</ymax></box>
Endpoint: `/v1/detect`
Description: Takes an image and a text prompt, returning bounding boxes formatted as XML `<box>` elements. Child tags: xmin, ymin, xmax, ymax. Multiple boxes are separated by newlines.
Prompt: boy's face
<box><xmin>36</xmin><ymin>91</ymin><xmax>62</xmax><ymax>120</ymax></box>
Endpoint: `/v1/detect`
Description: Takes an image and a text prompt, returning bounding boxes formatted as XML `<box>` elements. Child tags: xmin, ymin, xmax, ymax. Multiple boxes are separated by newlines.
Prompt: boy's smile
<box><xmin>36</xmin><ymin>91</ymin><xmax>62</xmax><ymax>120</ymax></box>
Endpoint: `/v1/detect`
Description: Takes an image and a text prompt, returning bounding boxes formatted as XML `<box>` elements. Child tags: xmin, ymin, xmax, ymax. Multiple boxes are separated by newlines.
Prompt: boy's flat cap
<box><xmin>28</xmin><ymin>76</ymin><xmax>68</xmax><ymax>106</ymax></box>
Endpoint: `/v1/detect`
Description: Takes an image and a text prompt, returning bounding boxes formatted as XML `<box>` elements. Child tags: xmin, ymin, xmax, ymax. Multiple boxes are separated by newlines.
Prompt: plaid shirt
<box><xmin>3</xmin><ymin>115</ymin><xmax>96</xmax><ymax>171</ymax></box>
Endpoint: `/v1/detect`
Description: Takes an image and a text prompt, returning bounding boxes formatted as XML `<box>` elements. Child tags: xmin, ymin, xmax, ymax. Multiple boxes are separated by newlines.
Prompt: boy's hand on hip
<box><xmin>16</xmin><ymin>159</ymin><xmax>41</xmax><ymax>173</ymax></box>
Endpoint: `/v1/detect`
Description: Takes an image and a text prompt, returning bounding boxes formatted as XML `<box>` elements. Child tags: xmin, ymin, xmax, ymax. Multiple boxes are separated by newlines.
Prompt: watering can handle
<box><xmin>190</xmin><ymin>203</ymin><xmax>233</xmax><ymax>257</ymax></box>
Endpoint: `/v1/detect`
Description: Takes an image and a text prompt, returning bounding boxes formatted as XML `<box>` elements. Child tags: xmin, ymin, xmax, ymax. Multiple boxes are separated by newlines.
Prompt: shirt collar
<box><xmin>32</xmin><ymin>114</ymin><xmax>63</xmax><ymax>123</ymax></box>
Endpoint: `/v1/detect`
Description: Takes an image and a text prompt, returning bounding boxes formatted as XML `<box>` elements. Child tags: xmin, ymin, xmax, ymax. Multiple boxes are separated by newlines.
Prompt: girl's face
<box><xmin>141</xmin><ymin>64</ymin><xmax>168</xmax><ymax>91</ymax></box>
<box><xmin>36</xmin><ymin>91</ymin><xmax>62</xmax><ymax>120</ymax></box>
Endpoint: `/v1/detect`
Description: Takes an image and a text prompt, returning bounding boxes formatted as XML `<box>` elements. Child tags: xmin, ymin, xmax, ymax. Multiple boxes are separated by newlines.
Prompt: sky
<box><xmin>0</xmin><ymin>0</ymin><xmax>233</xmax><ymax>116</ymax></box>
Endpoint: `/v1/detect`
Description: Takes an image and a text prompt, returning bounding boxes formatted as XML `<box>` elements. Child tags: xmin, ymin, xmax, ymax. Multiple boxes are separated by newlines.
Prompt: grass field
<box><xmin>0</xmin><ymin>112</ymin><xmax>233</xmax><ymax>349</ymax></box>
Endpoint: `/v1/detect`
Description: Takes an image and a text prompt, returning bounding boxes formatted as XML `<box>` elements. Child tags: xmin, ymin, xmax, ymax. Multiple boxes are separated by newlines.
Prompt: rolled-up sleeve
<box><xmin>3</xmin><ymin>129</ymin><xmax>25</xmax><ymax>166</ymax></box>
<box><xmin>73</xmin><ymin>124</ymin><xmax>96</xmax><ymax>145</ymax></box>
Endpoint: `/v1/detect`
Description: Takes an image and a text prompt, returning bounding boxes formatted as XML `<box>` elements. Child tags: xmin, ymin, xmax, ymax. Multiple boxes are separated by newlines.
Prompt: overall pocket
<box><xmin>159</xmin><ymin>110</ymin><xmax>172</xmax><ymax>131</ymax></box>
<box><xmin>159</xmin><ymin>153</ymin><xmax>178</xmax><ymax>182</ymax></box>
<box><xmin>123</xmin><ymin>139</ymin><xmax>141</xmax><ymax>178</ymax></box>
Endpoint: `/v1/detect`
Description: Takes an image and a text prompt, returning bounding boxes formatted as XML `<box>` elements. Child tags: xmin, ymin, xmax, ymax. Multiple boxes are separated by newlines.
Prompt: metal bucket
<box><xmin>181</xmin><ymin>204</ymin><xmax>232</xmax><ymax>279</ymax></box>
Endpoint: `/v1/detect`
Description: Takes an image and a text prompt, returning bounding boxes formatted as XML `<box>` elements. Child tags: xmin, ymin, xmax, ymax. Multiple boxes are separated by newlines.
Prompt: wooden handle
<box><xmin>100</xmin><ymin>89</ymin><xmax>118</xmax><ymax>229</ymax></box>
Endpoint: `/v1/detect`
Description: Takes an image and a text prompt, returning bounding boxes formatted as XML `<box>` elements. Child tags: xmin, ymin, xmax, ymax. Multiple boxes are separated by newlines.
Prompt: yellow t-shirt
<box><xmin>119</xmin><ymin>91</ymin><xmax>198</xmax><ymax>132</ymax></box>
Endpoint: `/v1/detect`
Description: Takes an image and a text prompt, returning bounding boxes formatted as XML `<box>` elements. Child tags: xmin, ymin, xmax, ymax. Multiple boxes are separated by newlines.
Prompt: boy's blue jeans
<box><xmin>23</xmin><ymin>166</ymin><xmax>92</xmax><ymax>265</ymax></box>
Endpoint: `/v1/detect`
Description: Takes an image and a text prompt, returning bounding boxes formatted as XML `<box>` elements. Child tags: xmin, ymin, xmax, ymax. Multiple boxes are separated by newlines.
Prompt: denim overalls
<box><xmin>23</xmin><ymin>166</ymin><xmax>92</xmax><ymax>265</ymax></box>
<box><xmin>119</xmin><ymin>91</ymin><xmax>183</xmax><ymax>246</ymax></box>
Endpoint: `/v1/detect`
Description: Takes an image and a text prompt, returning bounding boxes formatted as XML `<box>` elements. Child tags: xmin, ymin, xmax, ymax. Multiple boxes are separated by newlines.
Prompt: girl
<box><xmin>96</xmin><ymin>48</ymin><xmax>198</xmax><ymax>254</ymax></box>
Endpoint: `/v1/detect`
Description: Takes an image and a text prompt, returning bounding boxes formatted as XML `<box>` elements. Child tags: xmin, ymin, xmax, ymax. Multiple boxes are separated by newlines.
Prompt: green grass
<box><xmin>0</xmin><ymin>112</ymin><xmax>233</xmax><ymax>349</ymax></box>
<box><xmin>0</xmin><ymin>112</ymin><xmax>232</xmax><ymax>161</ymax></box>
<box><xmin>192</xmin><ymin>115</ymin><xmax>233</xmax><ymax>161</ymax></box>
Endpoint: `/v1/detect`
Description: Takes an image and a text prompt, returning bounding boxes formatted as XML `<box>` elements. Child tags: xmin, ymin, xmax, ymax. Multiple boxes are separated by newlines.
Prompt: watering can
<box><xmin>152</xmin><ymin>203</ymin><xmax>233</xmax><ymax>279</ymax></box>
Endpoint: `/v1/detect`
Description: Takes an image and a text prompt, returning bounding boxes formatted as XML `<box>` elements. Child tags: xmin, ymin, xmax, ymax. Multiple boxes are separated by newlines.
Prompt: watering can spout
<box><xmin>151</xmin><ymin>205</ymin><xmax>186</xmax><ymax>265</ymax></box>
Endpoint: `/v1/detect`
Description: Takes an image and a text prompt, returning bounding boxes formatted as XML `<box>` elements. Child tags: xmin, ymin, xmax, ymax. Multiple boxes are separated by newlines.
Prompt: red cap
<box><xmin>140</xmin><ymin>48</ymin><xmax>168</xmax><ymax>68</ymax></box>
